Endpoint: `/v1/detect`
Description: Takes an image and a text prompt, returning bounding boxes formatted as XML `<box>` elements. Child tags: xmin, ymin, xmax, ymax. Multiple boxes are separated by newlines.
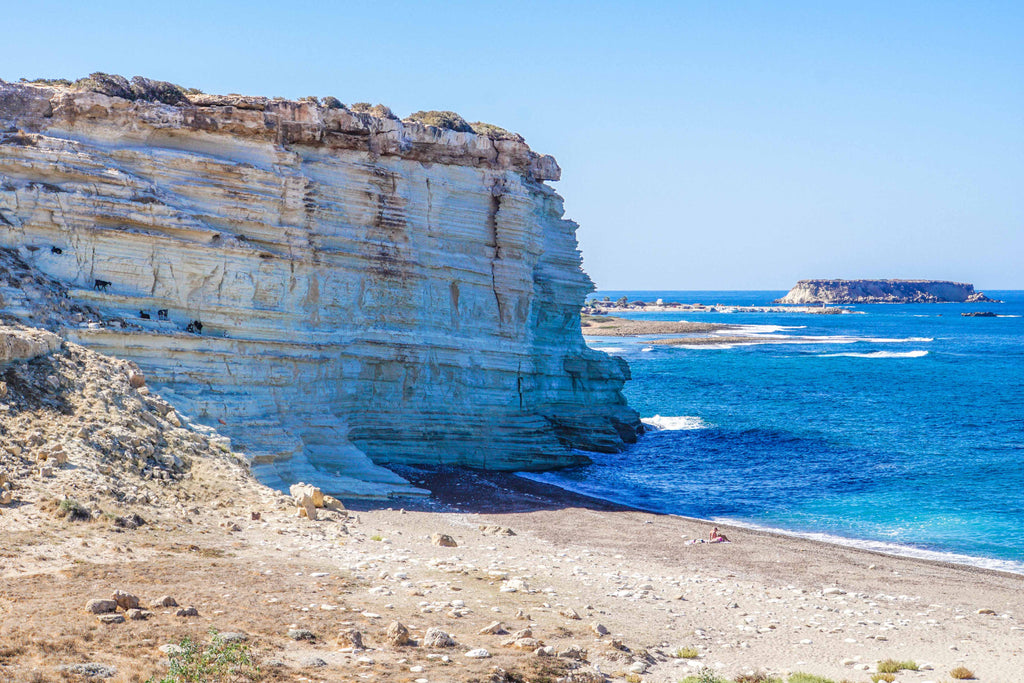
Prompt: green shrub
<box><xmin>350</xmin><ymin>102</ymin><xmax>396</xmax><ymax>119</ymax></box>
<box><xmin>322</xmin><ymin>96</ymin><xmax>345</xmax><ymax>110</ymax></box>
<box><xmin>679</xmin><ymin>668</ymin><xmax>728</xmax><ymax>683</ymax></box>
<box><xmin>147</xmin><ymin>629</ymin><xmax>261</xmax><ymax>682</ymax></box>
<box><xmin>870</xmin><ymin>674</ymin><xmax>894</xmax><ymax>683</ymax></box>
<box><xmin>57</xmin><ymin>498</ymin><xmax>91</xmax><ymax>522</ymax></box>
<box><xmin>735</xmin><ymin>673</ymin><xmax>782</xmax><ymax>683</ymax></box>
<box><xmin>788</xmin><ymin>674</ymin><xmax>836</xmax><ymax>683</ymax></box>
<box><xmin>877</xmin><ymin>659</ymin><xmax>918</xmax><ymax>673</ymax></box>
<box><xmin>674</xmin><ymin>647</ymin><xmax>699</xmax><ymax>659</ymax></box>
<box><xmin>405</xmin><ymin>110</ymin><xmax>473</xmax><ymax>133</ymax></box>
<box><xmin>469</xmin><ymin>121</ymin><xmax>524</xmax><ymax>141</ymax></box>
<box><xmin>20</xmin><ymin>77</ymin><xmax>73</xmax><ymax>86</ymax></box>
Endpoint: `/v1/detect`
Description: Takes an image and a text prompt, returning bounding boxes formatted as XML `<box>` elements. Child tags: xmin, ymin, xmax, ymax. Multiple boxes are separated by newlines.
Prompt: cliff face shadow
<box><xmin>341</xmin><ymin>464</ymin><xmax>648</xmax><ymax>515</ymax></box>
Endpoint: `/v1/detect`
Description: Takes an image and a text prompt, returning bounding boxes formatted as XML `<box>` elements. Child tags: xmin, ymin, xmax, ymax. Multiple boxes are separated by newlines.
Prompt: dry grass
<box><xmin>950</xmin><ymin>666</ymin><xmax>976</xmax><ymax>679</ymax></box>
<box><xmin>877</xmin><ymin>658</ymin><xmax>919</xmax><ymax>673</ymax></box>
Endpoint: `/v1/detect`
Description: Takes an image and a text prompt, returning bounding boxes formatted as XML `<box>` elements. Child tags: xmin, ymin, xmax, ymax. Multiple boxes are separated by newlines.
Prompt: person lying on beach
<box><xmin>709</xmin><ymin>527</ymin><xmax>730</xmax><ymax>543</ymax></box>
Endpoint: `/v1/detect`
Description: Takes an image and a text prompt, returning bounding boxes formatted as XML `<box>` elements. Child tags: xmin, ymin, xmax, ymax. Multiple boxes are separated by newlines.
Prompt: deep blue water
<box><xmin>523</xmin><ymin>290</ymin><xmax>1024</xmax><ymax>573</ymax></box>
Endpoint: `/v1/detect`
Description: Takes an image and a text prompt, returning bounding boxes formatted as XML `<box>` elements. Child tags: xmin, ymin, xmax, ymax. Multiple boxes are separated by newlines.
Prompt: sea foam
<box><xmin>818</xmin><ymin>350</ymin><xmax>929</xmax><ymax>359</ymax></box>
<box><xmin>642</xmin><ymin>415</ymin><xmax>710</xmax><ymax>431</ymax></box>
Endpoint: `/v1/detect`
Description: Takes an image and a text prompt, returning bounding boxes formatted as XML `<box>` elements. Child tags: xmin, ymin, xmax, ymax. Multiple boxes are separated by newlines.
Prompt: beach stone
<box><xmin>175</xmin><ymin>606</ymin><xmax>199</xmax><ymax>617</ymax></box>
<box><xmin>112</xmin><ymin>590</ymin><xmax>140</xmax><ymax>610</ymax></box>
<box><xmin>289</xmin><ymin>628</ymin><xmax>315</xmax><ymax>641</ymax></box>
<box><xmin>86</xmin><ymin>599</ymin><xmax>117</xmax><ymax>614</ymax></box>
<box><xmin>219</xmin><ymin>632</ymin><xmax>248</xmax><ymax>643</ymax></box>
<box><xmin>424</xmin><ymin>627</ymin><xmax>455</xmax><ymax>647</ymax></box>
<box><xmin>591</xmin><ymin>622</ymin><xmax>609</xmax><ymax>636</ymax></box>
<box><xmin>512</xmin><ymin>637</ymin><xmax>540</xmax><ymax>650</ymax></box>
<box><xmin>479</xmin><ymin>621</ymin><xmax>508</xmax><ymax>635</ymax></box>
<box><xmin>337</xmin><ymin>628</ymin><xmax>363</xmax><ymax>648</ymax></box>
<box><xmin>559</xmin><ymin>607</ymin><xmax>582</xmax><ymax>620</ymax></box>
<box><xmin>386</xmin><ymin>621</ymin><xmax>410</xmax><ymax>646</ymax></box>
<box><xmin>479</xmin><ymin>524</ymin><xmax>516</xmax><ymax>536</ymax></box>
<box><xmin>431</xmin><ymin>533</ymin><xmax>458</xmax><ymax>547</ymax></box>
<box><xmin>154</xmin><ymin>595</ymin><xmax>178</xmax><ymax>607</ymax></box>
<box><xmin>98</xmin><ymin>613</ymin><xmax>125</xmax><ymax>624</ymax></box>
<box><xmin>55</xmin><ymin>663</ymin><xmax>117</xmax><ymax>678</ymax></box>
<box><xmin>465</xmin><ymin>648</ymin><xmax>491</xmax><ymax>658</ymax></box>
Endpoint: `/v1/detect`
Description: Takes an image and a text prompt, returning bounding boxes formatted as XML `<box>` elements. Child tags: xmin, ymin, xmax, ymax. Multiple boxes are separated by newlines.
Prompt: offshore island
<box><xmin>1</xmin><ymin>76</ymin><xmax>1022</xmax><ymax>683</ymax></box>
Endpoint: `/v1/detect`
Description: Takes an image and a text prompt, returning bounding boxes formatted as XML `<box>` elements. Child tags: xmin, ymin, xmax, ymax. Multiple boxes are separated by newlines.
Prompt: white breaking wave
<box><xmin>588</xmin><ymin>345</ymin><xmax>627</xmax><ymax>354</ymax></box>
<box><xmin>728</xmin><ymin>324</ymin><xmax>807</xmax><ymax>336</ymax></box>
<box><xmin>818</xmin><ymin>350</ymin><xmax>929</xmax><ymax>359</ymax></box>
<box><xmin>642</xmin><ymin>415</ymin><xmax>710</xmax><ymax>431</ymax></box>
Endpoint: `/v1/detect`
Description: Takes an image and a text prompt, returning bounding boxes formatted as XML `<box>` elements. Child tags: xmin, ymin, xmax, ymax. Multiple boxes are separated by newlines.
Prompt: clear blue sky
<box><xmin>2</xmin><ymin>1</ymin><xmax>1021</xmax><ymax>289</ymax></box>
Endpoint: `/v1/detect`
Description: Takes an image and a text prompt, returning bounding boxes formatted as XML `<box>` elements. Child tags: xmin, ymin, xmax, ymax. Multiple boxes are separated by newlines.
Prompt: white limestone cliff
<box><xmin>0</xmin><ymin>79</ymin><xmax>640</xmax><ymax>497</ymax></box>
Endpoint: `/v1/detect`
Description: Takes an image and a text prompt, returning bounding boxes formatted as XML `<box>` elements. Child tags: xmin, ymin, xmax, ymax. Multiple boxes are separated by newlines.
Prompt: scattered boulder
<box><xmin>126</xmin><ymin>609</ymin><xmax>150</xmax><ymax>621</ymax></box>
<box><xmin>288</xmin><ymin>628</ymin><xmax>316</xmax><ymax>641</ymax></box>
<box><xmin>111</xmin><ymin>590</ymin><xmax>140</xmax><ymax>610</ymax></box>
<box><xmin>479</xmin><ymin>621</ymin><xmax>508</xmax><ymax>635</ymax></box>
<box><xmin>559</xmin><ymin>607</ymin><xmax>582</xmax><ymax>620</ymax></box>
<box><xmin>98</xmin><ymin>613</ymin><xmax>124</xmax><ymax>624</ymax></box>
<box><xmin>559</xmin><ymin>645</ymin><xmax>587</xmax><ymax>660</ymax></box>
<box><xmin>219</xmin><ymin>632</ymin><xmax>249</xmax><ymax>643</ymax></box>
<box><xmin>55</xmin><ymin>663</ymin><xmax>117</xmax><ymax>679</ymax></box>
<box><xmin>302</xmin><ymin>656</ymin><xmax>328</xmax><ymax>668</ymax></box>
<box><xmin>290</xmin><ymin>483</ymin><xmax>324</xmax><ymax>508</ymax></box>
<box><xmin>465</xmin><ymin>648</ymin><xmax>491</xmax><ymax>658</ymax></box>
<box><xmin>86</xmin><ymin>599</ymin><xmax>117</xmax><ymax>614</ymax></box>
<box><xmin>385</xmin><ymin>621</ymin><xmax>410</xmax><ymax>646</ymax></box>
<box><xmin>511</xmin><ymin>637</ymin><xmax>541</xmax><ymax>650</ymax></box>
<box><xmin>478</xmin><ymin>524</ymin><xmax>516</xmax><ymax>536</ymax></box>
<box><xmin>128</xmin><ymin>371</ymin><xmax>145</xmax><ymax>388</ymax></box>
<box><xmin>175</xmin><ymin>606</ymin><xmax>199</xmax><ymax>617</ymax></box>
<box><xmin>337</xmin><ymin>628</ymin><xmax>363</xmax><ymax>648</ymax></box>
<box><xmin>431</xmin><ymin>533</ymin><xmax>457</xmax><ymax>547</ymax></box>
<box><xmin>423</xmin><ymin>627</ymin><xmax>455</xmax><ymax>648</ymax></box>
<box><xmin>591</xmin><ymin>622</ymin><xmax>609</xmax><ymax>636</ymax></box>
<box><xmin>153</xmin><ymin>595</ymin><xmax>178</xmax><ymax>607</ymax></box>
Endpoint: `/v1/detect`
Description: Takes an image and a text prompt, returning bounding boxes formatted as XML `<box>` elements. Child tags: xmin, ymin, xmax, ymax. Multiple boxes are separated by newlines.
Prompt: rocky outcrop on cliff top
<box><xmin>775</xmin><ymin>279</ymin><xmax>1000</xmax><ymax>304</ymax></box>
<box><xmin>0</xmin><ymin>78</ymin><xmax>640</xmax><ymax>497</ymax></box>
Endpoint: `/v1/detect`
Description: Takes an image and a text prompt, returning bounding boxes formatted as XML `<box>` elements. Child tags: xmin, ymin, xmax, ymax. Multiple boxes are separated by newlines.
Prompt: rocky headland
<box><xmin>0</xmin><ymin>75</ymin><xmax>641</xmax><ymax>498</ymax></box>
<box><xmin>775</xmin><ymin>279</ymin><xmax>999</xmax><ymax>304</ymax></box>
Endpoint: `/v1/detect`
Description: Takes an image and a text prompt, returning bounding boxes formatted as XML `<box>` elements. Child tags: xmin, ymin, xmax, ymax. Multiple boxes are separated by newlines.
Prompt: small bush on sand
<box><xmin>56</xmin><ymin>498</ymin><xmax>91</xmax><ymax>521</ymax></box>
<box><xmin>147</xmin><ymin>629</ymin><xmax>261</xmax><ymax>682</ymax></box>
<box><xmin>679</xmin><ymin>668</ymin><xmax>728</xmax><ymax>683</ymax></box>
<box><xmin>404</xmin><ymin>110</ymin><xmax>474</xmax><ymax>133</ymax></box>
<box><xmin>949</xmin><ymin>666</ymin><xmax>975</xmax><ymax>680</ymax></box>
<box><xmin>674</xmin><ymin>647</ymin><xmax>699</xmax><ymax>659</ymax></box>
<box><xmin>870</xmin><ymin>675</ymin><xmax>895</xmax><ymax>683</ymax></box>
<box><xmin>735</xmin><ymin>672</ymin><xmax>782</xmax><ymax>683</ymax></box>
<box><xmin>788</xmin><ymin>674</ymin><xmax>836</xmax><ymax>683</ymax></box>
<box><xmin>878</xmin><ymin>659</ymin><xmax>918</xmax><ymax>673</ymax></box>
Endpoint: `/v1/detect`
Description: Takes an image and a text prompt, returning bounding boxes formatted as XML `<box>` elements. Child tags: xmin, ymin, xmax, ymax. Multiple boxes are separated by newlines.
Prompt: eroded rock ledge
<box><xmin>775</xmin><ymin>279</ymin><xmax>999</xmax><ymax>304</ymax></box>
<box><xmin>0</xmin><ymin>79</ymin><xmax>641</xmax><ymax>497</ymax></box>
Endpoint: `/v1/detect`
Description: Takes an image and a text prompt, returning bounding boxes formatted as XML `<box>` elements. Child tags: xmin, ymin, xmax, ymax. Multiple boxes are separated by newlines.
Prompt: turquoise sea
<box><xmin>522</xmin><ymin>290</ymin><xmax>1024</xmax><ymax>574</ymax></box>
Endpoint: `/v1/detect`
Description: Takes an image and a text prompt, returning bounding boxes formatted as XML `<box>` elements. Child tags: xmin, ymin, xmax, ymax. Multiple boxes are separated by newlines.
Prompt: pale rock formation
<box><xmin>775</xmin><ymin>279</ymin><xmax>999</xmax><ymax>304</ymax></box>
<box><xmin>0</xmin><ymin>79</ymin><xmax>641</xmax><ymax>498</ymax></box>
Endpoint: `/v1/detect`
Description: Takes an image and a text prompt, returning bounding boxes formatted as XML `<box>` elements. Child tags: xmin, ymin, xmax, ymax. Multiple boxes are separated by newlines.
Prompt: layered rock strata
<box><xmin>775</xmin><ymin>279</ymin><xmax>999</xmax><ymax>304</ymax></box>
<box><xmin>0</xmin><ymin>79</ymin><xmax>640</xmax><ymax>497</ymax></box>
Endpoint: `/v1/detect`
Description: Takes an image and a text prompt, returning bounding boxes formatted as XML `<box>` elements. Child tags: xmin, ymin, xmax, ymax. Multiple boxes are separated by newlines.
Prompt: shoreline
<box><xmin>389</xmin><ymin>465</ymin><xmax>1024</xmax><ymax>580</ymax></box>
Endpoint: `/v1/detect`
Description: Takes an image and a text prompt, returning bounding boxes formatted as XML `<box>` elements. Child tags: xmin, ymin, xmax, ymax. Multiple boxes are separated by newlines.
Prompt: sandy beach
<box><xmin>3</xmin><ymin>459</ymin><xmax>1021</xmax><ymax>683</ymax></box>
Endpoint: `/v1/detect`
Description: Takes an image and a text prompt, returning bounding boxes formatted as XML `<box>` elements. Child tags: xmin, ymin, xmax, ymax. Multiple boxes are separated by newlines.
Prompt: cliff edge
<box><xmin>775</xmin><ymin>279</ymin><xmax>999</xmax><ymax>304</ymax></box>
<box><xmin>0</xmin><ymin>76</ymin><xmax>641</xmax><ymax>497</ymax></box>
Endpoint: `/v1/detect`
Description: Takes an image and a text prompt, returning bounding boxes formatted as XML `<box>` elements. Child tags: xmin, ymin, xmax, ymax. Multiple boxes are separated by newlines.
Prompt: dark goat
<box><xmin>93</xmin><ymin>279</ymin><xmax>111</xmax><ymax>291</ymax></box>
<box><xmin>157</xmin><ymin>309</ymin><xmax>168</xmax><ymax>320</ymax></box>
<box><xmin>139</xmin><ymin>310</ymin><xmax>150</xmax><ymax>320</ymax></box>
<box><xmin>51</xmin><ymin>246</ymin><xmax>63</xmax><ymax>254</ymax></box>
<box><xmin>186</xmin><ymin>320</ymin><xmax>203</xmax><ymax>334</ymax></box>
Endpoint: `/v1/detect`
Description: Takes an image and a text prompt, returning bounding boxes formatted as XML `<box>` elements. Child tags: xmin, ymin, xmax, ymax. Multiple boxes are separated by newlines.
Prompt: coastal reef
<box><xmin>775</xmin><ymin>279</ymin><xmax>999</xmax><ymax>304</ymax></box>
<box><xmin>0</xmin><ymin>77</ymin><xmax>640</xmax><ymax>497</ymax></box>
